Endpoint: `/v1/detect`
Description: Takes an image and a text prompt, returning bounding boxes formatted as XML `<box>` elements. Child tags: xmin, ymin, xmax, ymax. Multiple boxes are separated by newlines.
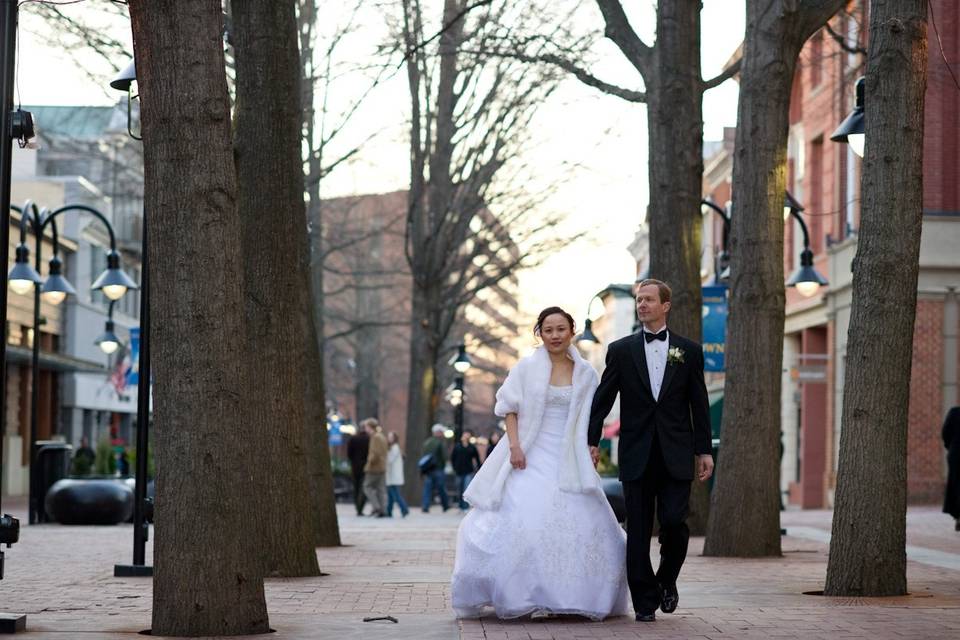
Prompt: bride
<box><xmin>451</xmin><ymin>306</ymin><xmax>628</xmax><ymax>620</ymax></box>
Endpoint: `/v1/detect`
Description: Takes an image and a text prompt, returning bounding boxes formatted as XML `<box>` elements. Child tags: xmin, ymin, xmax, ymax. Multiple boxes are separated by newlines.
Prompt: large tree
<box><xmin>703</xmin><ymin>0</ymin><xmax>846</xmax><ymax>558</ymax></box>
<box><xmin>497</xmin><ymin>0</ymin><xmax>741</xmax><ymax>533</ymax></box>
<box><xmin>401</xmin><ymin>0</ymin><xmax>571</xmax><ymax>500</ymax></box>
<box><xmin>128</xmin><ymin>0</ymin><xmax>269</xmax><ymax>634</ymax></box>
<box><xmin>232</xmin><ymin>0</ymin><xmax>323</xmax><ymax>576</ymax></box>
<box><xmin>825</xmin><ymin>0</ymin><xmax>928</xmax><ymax>595</ymax></box>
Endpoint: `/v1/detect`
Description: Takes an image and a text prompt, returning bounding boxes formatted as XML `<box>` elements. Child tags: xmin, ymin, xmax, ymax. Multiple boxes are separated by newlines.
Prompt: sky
<box><xmin>12</xmin><ymin>1</ymin><xmax>746</xmax><ymax>331</ymax></box>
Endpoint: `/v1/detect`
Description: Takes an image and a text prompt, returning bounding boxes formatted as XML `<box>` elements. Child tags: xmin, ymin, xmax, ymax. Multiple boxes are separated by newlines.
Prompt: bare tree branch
<box><xmin>703</xmin><ymin>58</ymin><xmax>743</xmax><ymax>90</ymax></box>
<box><xmin>594</xmin><ymin>0</ymin><xmax>653</xmax><ymax>77</ymax></box>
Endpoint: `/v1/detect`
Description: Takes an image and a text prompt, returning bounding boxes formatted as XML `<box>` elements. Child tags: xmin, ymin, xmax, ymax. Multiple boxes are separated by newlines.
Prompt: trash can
<box><xmin>35</xmin><ymin>441</ymin><xmax>73</xmax><ymax>523</ymax></box>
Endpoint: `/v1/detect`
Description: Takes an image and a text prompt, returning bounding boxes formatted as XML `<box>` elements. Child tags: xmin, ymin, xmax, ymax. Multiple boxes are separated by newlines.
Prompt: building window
<box><xmin>845</xmin><ymin>144</ymin><xmax>858</xmax><ymax>235</ymax></box>
<box><xmin>810</xmin><ymin>31</ymin><xmax>824</xmax><ymax>88</ymax></box>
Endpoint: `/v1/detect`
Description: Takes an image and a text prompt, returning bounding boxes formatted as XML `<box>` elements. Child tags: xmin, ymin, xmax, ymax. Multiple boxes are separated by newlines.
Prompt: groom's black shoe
<box><xmin>635</xmin><ymin>611</ymin><xmax>656</xmax><ymax>622</ymax></box>
<box><xmin>660</xmin><ymin>583</ymin><xmax>679</xmax><ymax>614</ymax></box>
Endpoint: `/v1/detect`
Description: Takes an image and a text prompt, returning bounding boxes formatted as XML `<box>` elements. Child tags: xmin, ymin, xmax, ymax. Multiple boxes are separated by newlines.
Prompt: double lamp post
<box><xmin>8</xmin><ymin>202</ymin><xmax>137</xmax><ymax>526</ymax></box>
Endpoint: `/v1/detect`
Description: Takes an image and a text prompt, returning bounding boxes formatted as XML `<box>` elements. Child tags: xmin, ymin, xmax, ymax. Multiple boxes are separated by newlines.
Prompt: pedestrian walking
<box><xmin>386</xmin><ymin>431</ymin><xmax>410</xmax><ymax>518</ymax></box>
<box><xmin>72</xmin><ymin>436</ymin><xmax>96</xmax><ymax>475</ymax></box>
<box><xmin>362</xmin><ymin>418</ymin><xmax>389</xmax><ymax>517</ymax></box>
<box><xmin>421</xmin><ymin>423</ymin><xmax>450</xmax><ymax>512</ymax></box>
<box><xmin>481</xmin><ymin>431</ymin><xmax>501</xmax><ymax>465</ymax></box>
<box><xmin>346</xmin><ymin>422</ymin><xmax>370</xmax><ymax>516</ymax></box>
<box><xmin>451</xmin><ymin>430</ymin><xmax>481</xmax><ymax>511</ymax></box>
<box><xmin>943</xmin><ymin>406</ymin><xmax>960</xmax><ymax>531</ymax></box>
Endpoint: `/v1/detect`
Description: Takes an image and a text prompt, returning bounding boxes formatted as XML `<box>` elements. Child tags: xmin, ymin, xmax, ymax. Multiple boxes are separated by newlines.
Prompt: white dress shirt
<box><xmin>643</xmin><ymin>325</ymin><xmax>669</xmax><ymax>400</ymax></box>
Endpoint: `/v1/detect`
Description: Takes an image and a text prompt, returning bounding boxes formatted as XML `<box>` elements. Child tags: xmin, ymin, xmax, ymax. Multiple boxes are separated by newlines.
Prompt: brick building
<box><xmin>701</xmin><ymin>0</ymin><xmax>960</xmax><ymax>508</ymax></box>
<box><xmin>321</xmin><ymin>191</ymin><xmax>523</xmax><ymax>446</ymax></box>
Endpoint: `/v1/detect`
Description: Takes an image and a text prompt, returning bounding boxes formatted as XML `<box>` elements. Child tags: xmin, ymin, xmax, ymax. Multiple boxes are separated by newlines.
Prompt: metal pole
<box><xmin>115</xmin><ymin>204</ymin><xmax>151</xmax><ymax>577</ymax></box>
<box><xmin>454</xmin><ymin>375</ymin><xmax>464</xmax><ymax>441</ymax></box>
<box><xmin>0</xmin><ymin>0</ymin><xmax>29</xmax><ymax>631</ymax></box>
<box><xmin>133</xmin><ymin>221</ymin><xmax>150</xmax><ymax>567</ymax></box>
<box><xmin>27</xmin><ymin>221</ymin><xmax>40</xmax><ymax>525</ymax></box>
<box><xmin>0</xmin><ymin>0</ymin><xmax>16</xmax><ymax>521</ymax></box>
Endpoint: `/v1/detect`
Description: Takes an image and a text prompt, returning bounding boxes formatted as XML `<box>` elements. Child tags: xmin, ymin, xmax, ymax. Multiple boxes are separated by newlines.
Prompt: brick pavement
<box><xmin>0</xmin><ymin>498</ymin><xmax>958</xmax><ymax>639</ymax></box>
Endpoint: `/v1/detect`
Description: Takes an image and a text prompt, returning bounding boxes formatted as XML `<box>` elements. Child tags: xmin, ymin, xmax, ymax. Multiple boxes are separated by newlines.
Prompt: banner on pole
<box><xmin>701</xmin><ymin>285</ymin><xmax>727</xmax><ymax>372</ymax></box>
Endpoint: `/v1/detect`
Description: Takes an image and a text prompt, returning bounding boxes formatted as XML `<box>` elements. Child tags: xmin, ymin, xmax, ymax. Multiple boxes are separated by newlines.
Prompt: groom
<box><xmin>588</xmin><ymin>278</ymin><xmax>713</xmax><ymax>622</ymax></box>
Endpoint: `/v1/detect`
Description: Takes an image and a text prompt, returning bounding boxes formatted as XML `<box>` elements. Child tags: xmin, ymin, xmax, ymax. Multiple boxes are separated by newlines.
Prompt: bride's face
<box><xmin>540</xmin><ymin>314</ymin><xmax>573</xmax><ymax>354</ymax></box>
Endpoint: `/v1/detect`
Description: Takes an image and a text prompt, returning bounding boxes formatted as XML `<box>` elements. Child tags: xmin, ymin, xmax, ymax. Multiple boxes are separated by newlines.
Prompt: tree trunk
<box><xmin>704</xmin><ymin>0</ymin><xmax>844</xmax><ymax>558</ymax></box>
<box><xmin>645</xmin><ymin>2</ymin><xmax>704</xmax><ymax>340</ymax></box>
<box><xmin>641</xmin><ymin>2</ymin><xmax>708</xmax><ymax>536</ymax></box>
<box><xmin>403</xmin><ymin>285</ymin><xmax>441</xmax><ymax>503</ymax></box>
<box><xmin>825</xmin><ymin>0</ymin><xmax>928</xmax><ymax>596</ymax></box>
<box><xmin>128</xmin><ymin>0</ymin><xmax>269</xmax><ymax>634</ymax></box>
<box><xmin>232</xmin><ymin>0</ymin><xmax>321</xmax><ymax>577</ymax></box>
<box><xmin>298</xmin><ymin>0</ymin><xmax>341</xmax><ymax>548</ymax></box>
<box><xmin>303</xmin><ymin>294</ymin><xmax>342</xmax><ymax>547</ymax></box>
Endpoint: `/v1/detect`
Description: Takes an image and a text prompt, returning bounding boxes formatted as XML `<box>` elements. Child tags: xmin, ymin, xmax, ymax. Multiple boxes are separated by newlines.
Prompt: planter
<box><xmin>44</xmin><ymin>478</ymin><xmax>134</xmax><ymax>525</ymax></box>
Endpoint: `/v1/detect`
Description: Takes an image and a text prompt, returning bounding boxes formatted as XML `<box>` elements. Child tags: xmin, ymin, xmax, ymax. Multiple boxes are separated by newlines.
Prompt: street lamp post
<box><xmin>576</xmin><ymin>285</ymin><xmax>638</xmax><ymax>346</ymax></box>
<box><xmin>784</xmin><ymin>196</ymin><xmax>829</xmax><ymax>297</ymax></box>
<box><xmin>8</xmin><ymin>202</ymin><xmax>137</xmax><ymax>525</ymax></box>
<box><xmin>701</xmin><ymin>199</ymin><xmax>731</xmax><ymax>283</ymax></box>
<box><xmin>830</xmin><ymin>77</ymin><xmax>865</xmax><ymax>158</ymax></box>
<box><xmin>700</xmin><ymin>192</ymin><xmax>828</xmax><ymax>295</ymax></box>
<box><xmin>450</xmin><ymin>343</ymin><xmax>471</xmax><ymax>440</ymax></box>
<box><xmin>109</xmin><ymin>59</ymin><xmax>153</xmax><ymax>578</ymax></box>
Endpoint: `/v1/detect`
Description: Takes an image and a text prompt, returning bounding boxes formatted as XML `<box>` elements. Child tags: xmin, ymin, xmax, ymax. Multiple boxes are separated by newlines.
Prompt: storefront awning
<box><xmin>5</xmin><ymin>345</ymin><xmax>107</xmax><ymax>373</ymax></box>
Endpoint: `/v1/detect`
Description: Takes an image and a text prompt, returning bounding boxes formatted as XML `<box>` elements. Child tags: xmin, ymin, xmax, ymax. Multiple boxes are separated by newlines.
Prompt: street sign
<box><xmin>702</xmin><ymin>285</ymin><xmax>728</xmax><ymax>372</ymax></box>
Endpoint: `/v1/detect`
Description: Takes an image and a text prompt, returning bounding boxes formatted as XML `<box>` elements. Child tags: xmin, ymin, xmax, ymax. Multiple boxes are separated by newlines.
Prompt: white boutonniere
<box><xmin>667</xmin><ymin>346</ymin><xmax>685</xmax><ymax>365</ymax></box>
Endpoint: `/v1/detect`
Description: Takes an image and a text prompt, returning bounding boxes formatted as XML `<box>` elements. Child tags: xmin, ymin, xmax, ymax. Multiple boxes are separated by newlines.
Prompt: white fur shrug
<box><xmin>463</xmin><ymin>344</ymin><xmax>603</xmax><ymax>510</ymax></box>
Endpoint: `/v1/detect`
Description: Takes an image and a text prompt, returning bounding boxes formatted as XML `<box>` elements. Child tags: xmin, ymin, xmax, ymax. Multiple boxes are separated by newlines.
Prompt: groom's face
<box><xmin>636</xmin><ymin>284</ymin><xmax>670</xmax><ymax>328</ymax></box>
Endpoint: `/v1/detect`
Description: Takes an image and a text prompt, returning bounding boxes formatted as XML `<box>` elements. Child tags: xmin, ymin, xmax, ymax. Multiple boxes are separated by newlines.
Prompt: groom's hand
<box><xmin>696</xmin><ymin>454</ymin><xmax>714</xmax><ymax>482</ymax></box>
<box><xmin>589</xmin><ymin>446</ymin><xmax>600</xmax><ymax>468</ymax></box>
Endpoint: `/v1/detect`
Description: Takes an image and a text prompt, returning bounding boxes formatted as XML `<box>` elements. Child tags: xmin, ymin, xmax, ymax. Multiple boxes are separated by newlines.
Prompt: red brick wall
<box><xmin>908</xmin><ymin>300</ymin><xmax>945</xmax><ymax>503</ymax></box>
<box><xmin>923</xmin><ymin>0</ymin><xmax>960</xmax><ymax>214</ymax></box>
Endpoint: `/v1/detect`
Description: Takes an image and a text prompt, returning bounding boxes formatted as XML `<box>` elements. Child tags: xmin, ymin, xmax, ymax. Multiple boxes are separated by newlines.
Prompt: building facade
<box><xmin>701</xmin><ymin>0</ymin><xmax>960</xmax><ymax>508</ymax></box>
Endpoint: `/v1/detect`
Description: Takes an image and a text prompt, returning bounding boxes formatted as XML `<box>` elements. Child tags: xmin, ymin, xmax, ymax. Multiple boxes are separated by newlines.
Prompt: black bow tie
<box><xmin>644</xmin><ymin>330</ymin><xmax>667</xmax><ymax>343</ymax></box>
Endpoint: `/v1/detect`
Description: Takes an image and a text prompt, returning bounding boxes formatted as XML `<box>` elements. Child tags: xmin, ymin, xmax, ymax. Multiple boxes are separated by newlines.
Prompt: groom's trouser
<box><xmin>622</xmin><ymin>438</ymin><xmax>691</xmax><ymax>614</ymax></box>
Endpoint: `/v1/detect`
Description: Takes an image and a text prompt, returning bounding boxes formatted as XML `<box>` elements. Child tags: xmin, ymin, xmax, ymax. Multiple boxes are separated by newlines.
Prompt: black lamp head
<box><xmin>786</xmin><ymin>249</ymin><xmax>829</xmax><ymax>297</ymax></box>
<box><xmin>831</xmin><ymin>77</ymin><xmax>865</xmax><ymax>156</ymax></box>
<box><xmin>577</xmin><ymin>318</ymin><xmax>599</xmax><ymax>343</ymax></box>
<box><xmin>110</xmin><ymin>59</ymin><xmax>137</xmax><ymax>92</ymax></box>
<box><xmin>91</xmin><ymin>250</ymin><xmax>139</xmax><ymax>301</ymax></box>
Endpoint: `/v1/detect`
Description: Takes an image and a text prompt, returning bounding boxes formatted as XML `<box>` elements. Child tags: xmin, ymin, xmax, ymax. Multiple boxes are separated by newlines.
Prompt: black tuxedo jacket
<box><xmin>588</xmin><ymin>331</ymin><xmax>711</xmax><ymax>482</ymax></box>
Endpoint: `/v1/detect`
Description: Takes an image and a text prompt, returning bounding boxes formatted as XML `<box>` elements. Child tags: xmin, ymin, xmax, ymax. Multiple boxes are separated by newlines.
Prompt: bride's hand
<box><xmin>509</xmin><ymin>445</ymin><xmax>526</xmax><ymax>470</ymax></box>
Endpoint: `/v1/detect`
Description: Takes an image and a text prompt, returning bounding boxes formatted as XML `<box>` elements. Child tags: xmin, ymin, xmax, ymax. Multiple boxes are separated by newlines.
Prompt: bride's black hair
<box><xmin>534</xmin><ymin>306</ymin><xmax>576</xmax><ymax>337</ymax></box>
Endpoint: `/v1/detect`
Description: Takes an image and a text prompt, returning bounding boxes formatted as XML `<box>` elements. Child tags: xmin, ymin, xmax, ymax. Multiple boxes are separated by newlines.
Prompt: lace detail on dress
<box><xmin>545</xmin><ymin>384</ymin><xmax>573</xmax><ymax>406</ymax></box>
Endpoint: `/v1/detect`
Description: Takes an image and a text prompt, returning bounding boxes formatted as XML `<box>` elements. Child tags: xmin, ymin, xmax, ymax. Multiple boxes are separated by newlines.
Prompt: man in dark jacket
<box><xmin>943</xmin><ymin>406</ymin><xmax>960</xmax><ymax>531</ymax></box>
<box><xmin>347</xmin><ymin>426</ymin><xmax>370</xmax><ymax>516</ymax></box>
<box><xmin>451</xmin><ymin>430</ymin><xmax>481</xmax><ymax>511</ymax></box>
<box><xmin>588</xmin><ymin>279</ymin><xmax>713</xmax><ymax>623</ymax></box>
<box><xmin>421</xmin><ymin>424</ymin><xmax>450</xmax><ymax>512</ymax></box>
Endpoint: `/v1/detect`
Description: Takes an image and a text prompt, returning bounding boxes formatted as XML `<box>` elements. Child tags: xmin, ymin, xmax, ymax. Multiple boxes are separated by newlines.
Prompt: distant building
<box><xmin>2</xmin><ymin>102</ymin><xmax>144</xmax><ymax>497</ymax></box>
<box><xmin>320</xmin><ymin>191</ymin><xmax>523</xmax><ymax>444</ymax></box>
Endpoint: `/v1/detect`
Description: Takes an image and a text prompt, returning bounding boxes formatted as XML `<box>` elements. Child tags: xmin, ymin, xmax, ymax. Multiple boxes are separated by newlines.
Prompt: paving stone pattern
<box><xmin>0</xmin><ymin>498</ymin><xmax>958</xmax><ymax>639</ymax></box>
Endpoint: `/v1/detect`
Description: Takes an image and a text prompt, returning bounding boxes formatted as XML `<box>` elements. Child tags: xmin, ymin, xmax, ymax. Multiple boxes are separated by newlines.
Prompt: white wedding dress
<box><xmin>451</xmin><ymin>384</ymin><xmax>629</xmax><ymax>620</ymax></box>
